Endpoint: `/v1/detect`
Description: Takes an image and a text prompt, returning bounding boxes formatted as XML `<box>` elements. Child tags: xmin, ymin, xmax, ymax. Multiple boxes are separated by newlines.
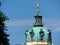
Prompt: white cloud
<box><xmin>5</xmin><ymin>18</ymin><xmax>60</xmax><ymax>32</ymax></box>
<box><xmin>5</xmin><ymin>19</ymin><xmax>34</xmax><ymax>27</ymax></box>
<box><xmin>43</xmin><ymin>18</ymin><xmax>60</xmax><ymax>32</ymax></box>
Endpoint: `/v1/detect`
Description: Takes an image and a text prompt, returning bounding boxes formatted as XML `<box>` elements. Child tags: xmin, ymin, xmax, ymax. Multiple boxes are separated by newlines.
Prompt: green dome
<box><xmin>25</xmin><ymin>27</ymin><xmax>51</xmax><ymax>42</ymax></box>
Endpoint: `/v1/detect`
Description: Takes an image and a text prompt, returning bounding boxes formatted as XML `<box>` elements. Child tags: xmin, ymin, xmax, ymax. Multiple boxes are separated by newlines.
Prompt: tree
<box><xmin>0</xmin><ymin>11</ymin><xmax>10</xmax><ymax>45</ymax></box>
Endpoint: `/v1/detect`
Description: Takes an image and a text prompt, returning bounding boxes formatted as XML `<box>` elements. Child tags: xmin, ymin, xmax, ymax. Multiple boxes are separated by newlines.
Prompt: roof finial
<box><xmin>36</xmin><ymin>2</ymin><xmax>40</xmax><ymax>15</ymax></box>
<box><xmin>34</xmin><ymin>2</ymin><xmax>43</xmax><ymax>27</ymax></box>
<box><xmin>36</xmin><ymin>2</ymin><xmax>40</xmax><ymax>8</ymax></box>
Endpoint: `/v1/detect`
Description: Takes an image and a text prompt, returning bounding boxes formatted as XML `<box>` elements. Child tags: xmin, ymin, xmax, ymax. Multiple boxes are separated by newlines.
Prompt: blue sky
<box><xmin>1</xmin><ymin>0</ymin><xmax>60</xmax><ymax>45</ymax></box>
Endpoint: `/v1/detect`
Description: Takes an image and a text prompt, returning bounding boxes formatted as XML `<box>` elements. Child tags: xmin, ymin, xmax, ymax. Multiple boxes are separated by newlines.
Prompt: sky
<box><xmin>0</xmin><ymin>0</ymin><xmax>60</xmax><ymax>45</ymax></box>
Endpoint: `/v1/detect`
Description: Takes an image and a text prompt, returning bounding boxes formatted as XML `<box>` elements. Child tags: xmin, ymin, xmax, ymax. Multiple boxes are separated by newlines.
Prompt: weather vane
<box><xmin>36</xmin><ymin>2</ymin><xmax>40</xmax><ymax>15</ymax></box>
<box><xmin>36</xmin><ymin>2</ymin><xmax>40</xmax><ymax>8</ymax></box>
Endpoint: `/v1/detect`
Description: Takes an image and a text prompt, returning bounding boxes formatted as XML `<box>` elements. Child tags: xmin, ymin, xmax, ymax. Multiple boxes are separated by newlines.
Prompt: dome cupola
<box><xmin>25</xmin><ymin>2</ymin><xmax>52</xmax><ymax>45</ymax></box>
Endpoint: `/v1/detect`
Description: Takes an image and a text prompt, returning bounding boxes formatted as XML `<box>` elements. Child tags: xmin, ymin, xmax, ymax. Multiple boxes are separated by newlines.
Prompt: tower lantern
<box><xmin>34</xmin><ymin>2</ymin><xmax>43</xmax><ymax>27</ymax></box>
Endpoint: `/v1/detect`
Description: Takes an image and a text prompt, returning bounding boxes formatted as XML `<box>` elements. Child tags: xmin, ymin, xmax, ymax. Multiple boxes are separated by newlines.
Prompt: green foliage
<box><xmin>0</xmin><ymin>11</ymin><xmax>9</xmax><ymax>22</ymax></box>
<box><xmin>0</xmin><ymin>11</ymin><xmax>10</xmax><ymax>45</ymax></box>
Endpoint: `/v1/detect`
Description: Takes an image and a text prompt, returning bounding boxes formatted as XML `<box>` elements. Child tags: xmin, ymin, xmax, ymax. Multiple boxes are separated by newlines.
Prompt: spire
<box><xmin>36</xmin><ymin>2</ymin><xmax>40</xmax><ymax>16</ymax></box>
<box><xmin>33</xmin><ymin>2</ymin><xmax>43</xmax><ymax>27</ymax></box>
